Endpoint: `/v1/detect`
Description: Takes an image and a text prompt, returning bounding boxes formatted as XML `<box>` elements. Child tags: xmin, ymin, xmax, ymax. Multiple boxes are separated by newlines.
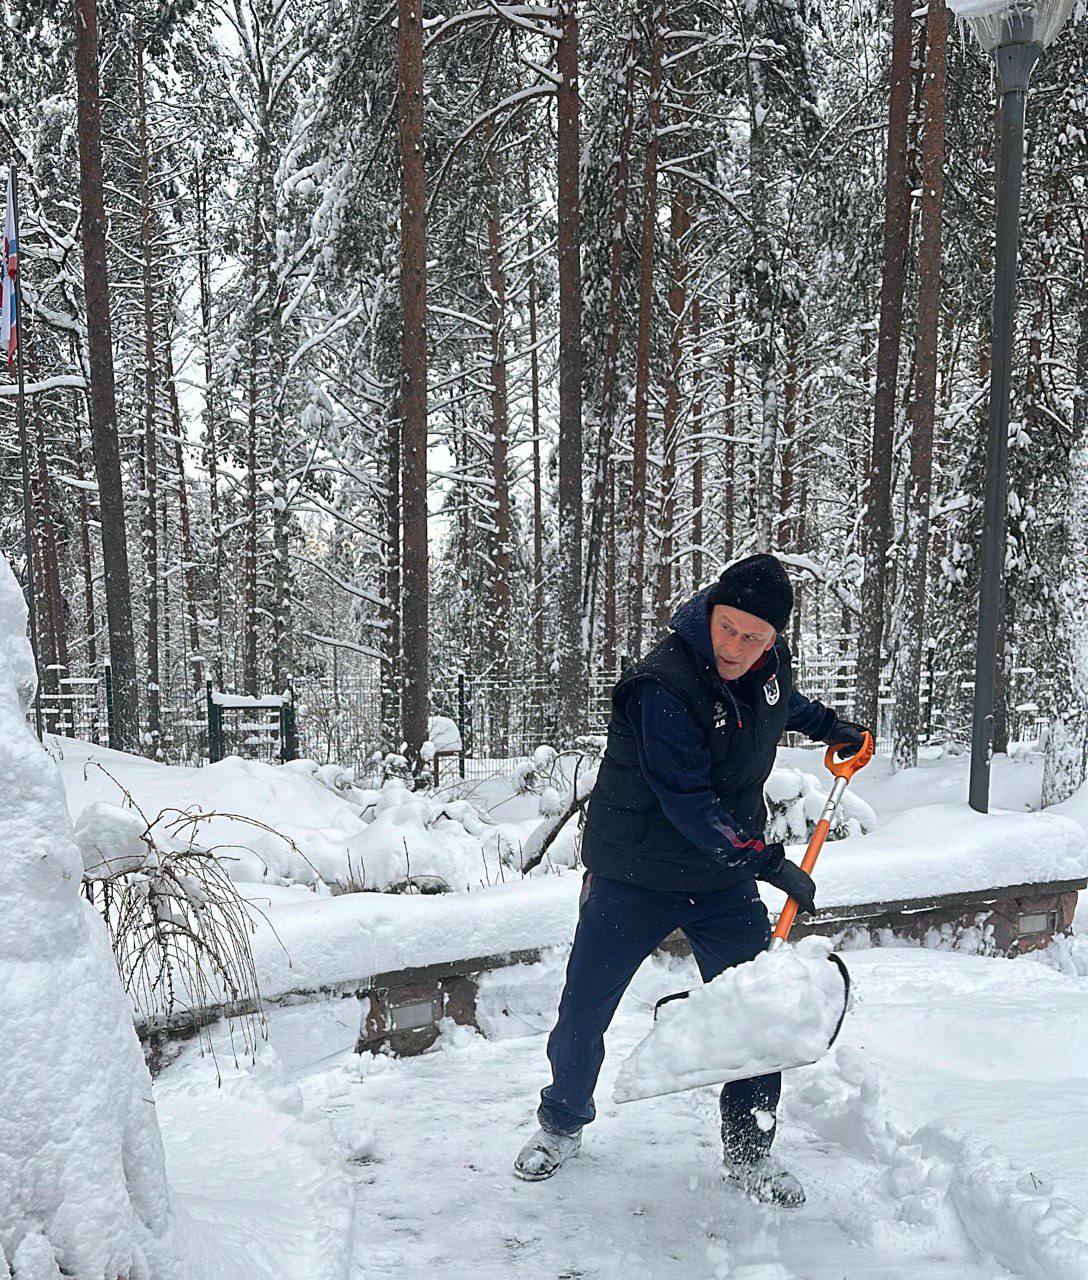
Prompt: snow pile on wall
<box><xmin>0</xmin><ymin>557</ymin><xmax>190</xmax><ymax>1280</ymax></box>
<box><xmin>248</xmin><ymin>872</ymin><xmax>583</xmax><ymax>1000</ymax></box>
<box><xmin>807</xmin><ymin>802</ymin><xmax>1088</xmax><ymax>909</ymax></box>
<box><xmin>230</xmin><ymin>794</ymin><xmax>1087</xmax><ymax>1003</ymax></box>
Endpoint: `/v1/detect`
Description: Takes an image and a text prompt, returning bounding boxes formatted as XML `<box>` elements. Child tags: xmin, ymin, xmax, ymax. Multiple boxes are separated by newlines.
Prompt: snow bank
<box><xmin>0</xmin><ymin>556</ymin><xmax>190</xmax><ymax>1279</ymax></box>
<box><xmin>613</xmin><ymin>936</ymin><xmax>848</xmax><ymax>1103</ymax></box>
<box><xmin>1027</xmin><ymin>931</ymin><xmax>1088</xmax><ymax>976</ymax></box>
<box><xmin>792</xmin><ymin>802</ymin><xmax>1088</xmax><ymax>911</ymax></box>
<box><xmin>793</xmin><ymin>1047</ymin><xmax>1088</xmax><ymax>1280</ymax></box>
<box><xmin>53</xmin><ymin>737</ymin><xmax>516</xmax><ymax>892</ymax></box>
<box><xmin>247</xmin><ymin>871</ymin><xmax>582</xmax><ymax>1001</ymax></box>
<box><xmin>55</xmin><ymin>738</ymin><xmax>888</xmax><ymax>897</ymax></box>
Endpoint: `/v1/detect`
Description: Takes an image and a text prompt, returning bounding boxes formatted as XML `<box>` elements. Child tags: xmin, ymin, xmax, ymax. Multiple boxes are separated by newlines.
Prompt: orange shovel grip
<box><xmin>824</xmin><ymin>730</ymin><xmax>874</xmax><ymax>781</ymax></box>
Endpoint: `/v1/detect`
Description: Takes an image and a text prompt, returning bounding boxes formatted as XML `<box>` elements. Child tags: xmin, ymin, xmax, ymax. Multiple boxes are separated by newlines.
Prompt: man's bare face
<box><xmin>709</xmin><ymin>604</ymin><xmax>777</xmax><ymax>681</ymax></box>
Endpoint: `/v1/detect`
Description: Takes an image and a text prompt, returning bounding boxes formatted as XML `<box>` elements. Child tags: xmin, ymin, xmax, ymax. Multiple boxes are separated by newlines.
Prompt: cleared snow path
<box><xmin>157</xmin><ymin>944</ymin><xmax>1088</xmax><ymax>1279</ymax></box>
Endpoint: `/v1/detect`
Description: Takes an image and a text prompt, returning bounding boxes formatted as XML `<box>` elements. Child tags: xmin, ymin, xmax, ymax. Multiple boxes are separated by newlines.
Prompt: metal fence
<box><xmin>792</xmin><ymin>647</ymin><xmax>1048</xmax><ymax>756</ymax></box>
<box><xmin>34</xmin><ymin>648</ymin><xmax>1048</xmax><ymax>773</ymax></box>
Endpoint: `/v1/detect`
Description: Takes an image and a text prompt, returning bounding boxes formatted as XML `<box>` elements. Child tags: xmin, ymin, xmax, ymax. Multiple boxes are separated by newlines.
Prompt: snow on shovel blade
<box><xmin>613</xmin><ymin>936</ymin><xmax>850</xmax><ymax>1104</ymax></box>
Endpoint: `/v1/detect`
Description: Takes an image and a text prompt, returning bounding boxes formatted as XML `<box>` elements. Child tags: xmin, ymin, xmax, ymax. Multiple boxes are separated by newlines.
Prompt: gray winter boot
<box><xmin>513</xmin><ymin>1126</ymin><xmax>582</xmax><ymax>1182</ymax></box>
<box><xmin>723</xmin><ymin>1155</ymin><xmax>806</xmax><ymax>1207</ymax></box>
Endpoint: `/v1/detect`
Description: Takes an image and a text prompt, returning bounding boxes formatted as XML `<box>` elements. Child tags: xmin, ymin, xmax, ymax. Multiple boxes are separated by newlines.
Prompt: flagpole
<box><xmin>9</xmin><ymin>160</ymin><xmax>43</xmax><ymax>739</ymax></box>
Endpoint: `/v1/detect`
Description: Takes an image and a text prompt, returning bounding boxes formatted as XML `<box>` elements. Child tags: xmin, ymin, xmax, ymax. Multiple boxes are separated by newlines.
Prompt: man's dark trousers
<box><xmin>538</xmin><ymin>871</ymin><xmax>781</xmax><ymax>1161</ymax></box>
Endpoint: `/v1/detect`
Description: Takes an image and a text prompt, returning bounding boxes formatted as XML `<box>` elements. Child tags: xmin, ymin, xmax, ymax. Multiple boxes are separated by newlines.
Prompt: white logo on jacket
<box><xmin>764</xmin><ymin>675</ymin><xmax>780</xmax><ymax>706</ymax></box>
<box><xmin>713</xmin><ymin>703</ymin><xmax>731</xmax><ymax>730</ymax></box>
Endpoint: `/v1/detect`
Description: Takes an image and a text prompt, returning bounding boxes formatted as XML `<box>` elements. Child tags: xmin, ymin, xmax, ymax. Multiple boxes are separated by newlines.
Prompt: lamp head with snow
<box><xmin>952</xmin><ymin>0</ymin><xmax>1076</xmax><ymax>53</ymax></box>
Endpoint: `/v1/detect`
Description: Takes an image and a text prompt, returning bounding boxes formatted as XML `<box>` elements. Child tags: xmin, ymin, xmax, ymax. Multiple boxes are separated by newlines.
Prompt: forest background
<box><xmin>2</xmin><ymin>0</ymin><xmax>1087</xmax><ymax>801</ymax></box>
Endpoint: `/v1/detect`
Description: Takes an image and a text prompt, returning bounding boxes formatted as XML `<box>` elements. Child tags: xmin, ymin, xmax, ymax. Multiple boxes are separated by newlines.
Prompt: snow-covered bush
<box><xmin>511</xmin><ymin>758</ymin><xmax>543</xmax><ymax>796</ymax></box>
<box><xmin>428</xmin><ymin>714</ymin><xmax>462</xmax><ymax>755</ymax></box>
<box><xmin>380</xmin><ymin>750</ymin><xmax>413</xmax><ymax>783</ymax></box>
<box><xmin>282</xmin><ymin>756</ymin><xmax>364</xmax><ymax>802</ymax></box>
<box><xmin>0</xmin><ymin>555</ymin><xmax>190</xmax><ymax>1278</ymax></box>
<box><xmin>1027</xmin><ymin>932</ymin><xmax>1088</xmax><ymax>977</ymax></box>
<box><xmin>764</xmin><ymin>767</ymin><xmax>877</xmax><ymax>844</ymax></box>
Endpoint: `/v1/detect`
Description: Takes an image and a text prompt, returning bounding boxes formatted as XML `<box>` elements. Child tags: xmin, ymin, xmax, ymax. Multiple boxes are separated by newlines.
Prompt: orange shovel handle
<box><xmin>771</xmin><ymin>730</ymin><xmax>874</xmax><ymax>944</ymax></box>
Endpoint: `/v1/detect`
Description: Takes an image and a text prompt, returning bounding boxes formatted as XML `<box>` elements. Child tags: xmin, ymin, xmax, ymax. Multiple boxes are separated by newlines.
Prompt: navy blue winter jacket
<box><xmin>581</xmin><ymin>589</ymin><xmax>844</xmax><ymax>894</ymax></box>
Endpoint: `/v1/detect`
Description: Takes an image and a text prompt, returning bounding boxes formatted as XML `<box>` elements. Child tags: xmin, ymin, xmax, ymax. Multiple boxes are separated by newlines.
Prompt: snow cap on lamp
<box><xmin>948</xmin><ymin>0</ymin><xmax>1076</xmax><ymax>52</ymax></box>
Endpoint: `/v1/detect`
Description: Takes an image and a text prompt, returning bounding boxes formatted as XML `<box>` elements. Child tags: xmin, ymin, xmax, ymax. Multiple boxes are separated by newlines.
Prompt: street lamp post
<box><xmin>960</xmin><ymin>0</ymin><xmax>1075</xmax><ymax>812</ymax></box>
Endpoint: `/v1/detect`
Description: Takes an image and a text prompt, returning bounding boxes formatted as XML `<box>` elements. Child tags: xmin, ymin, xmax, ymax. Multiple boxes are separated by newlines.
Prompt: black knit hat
<box><xmin>706</xmin><ymin>554</ymin><xmax>793</xmax><ymax>632</ymax></box>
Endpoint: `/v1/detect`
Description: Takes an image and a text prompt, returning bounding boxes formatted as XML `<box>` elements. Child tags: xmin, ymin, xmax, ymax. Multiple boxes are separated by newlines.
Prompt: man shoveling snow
<box><xmin>514</xmin><ymin>554</ymin><xmax>869</xmax><ymax>1206</ymax></box>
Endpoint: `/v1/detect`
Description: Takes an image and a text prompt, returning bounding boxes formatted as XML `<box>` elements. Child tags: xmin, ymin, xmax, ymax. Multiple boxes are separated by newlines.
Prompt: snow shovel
<box><xmin>613</xmin><ymin>731</ymin><xmax>875</xmax><ymax>1105</ymax></box>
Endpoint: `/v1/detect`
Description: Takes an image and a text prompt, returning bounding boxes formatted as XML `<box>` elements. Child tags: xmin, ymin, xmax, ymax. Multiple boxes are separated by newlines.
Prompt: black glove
<box><xmin>756</xmin><ymin>843</ymin><xmax>817</xmax><ymax>916</ymax></box>
<box><xmin>823</xmin><ymin>719</ymin><xmax>870</xmax><ymax>760</ymax></box>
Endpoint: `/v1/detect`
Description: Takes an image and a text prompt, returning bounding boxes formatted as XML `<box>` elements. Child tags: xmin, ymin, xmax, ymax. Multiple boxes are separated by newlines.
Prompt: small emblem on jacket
<box><xmin>764</xmin><ymin>675</ymin><xmax>780</xmax><ymax>706</ymax></box>
<box><xmin>713</xmin><ymin>703</ymin><xmax>731</xmax><ymax>730</ymax></box>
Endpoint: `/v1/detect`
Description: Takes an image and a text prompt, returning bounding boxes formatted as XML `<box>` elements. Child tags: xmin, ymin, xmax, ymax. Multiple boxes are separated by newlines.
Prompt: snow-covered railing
<box><xmin>209</xmin><ymin>692</ymin><xmax>285</xmax><ymax>709</ymax></box>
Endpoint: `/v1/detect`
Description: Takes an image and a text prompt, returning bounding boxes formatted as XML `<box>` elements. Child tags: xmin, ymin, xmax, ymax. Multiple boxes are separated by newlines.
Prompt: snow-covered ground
<box><xmin>29</xmin><ymin>726</ymin><xmax>1088</xmax><ymax>1276</ymax></box>
<box><xmin>160</xmin><ymin>936</ymin><xmax>1088</xmax><ymax>1279</ymax></box>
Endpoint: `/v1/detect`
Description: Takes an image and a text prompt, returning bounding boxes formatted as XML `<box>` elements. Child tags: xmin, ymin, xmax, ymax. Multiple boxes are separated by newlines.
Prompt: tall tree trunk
<box><xmin>22</xmin><ymin>390</ymin><xmax>55</xmax><ymax>730</ymax></box>
<box><xmin>778</xmin><ymin>328</ymin><xmax>799</xmax><ymax>554</ymax></box>
<box><xmin>746</xmin><ymin>51</ymin><xmax>778</xmax><ymax>552</ymax></box>
<box><xmin>629</xmin><ymin>0</ymin><xmax>665</xmax><ymax>657</ymax></box>
<box><xmin>792</xmin><ymin>466</ymin><xmax>808</xmax><ymax>655</ymax></box>
<box><xmin>31</xmin><ymin>368</ymin><xmax>69</xmax><ymax>728</ymax></box>
<box><xmin>73</xmin><ymin>0</ymin><xmax>139</xmax><ymax>748</ymax></box>
<box><xmin>858</xmin><ymin>325</ymin><xmax>873</xmax><ymax>564</ymax></box>
<box><xmin>165</xmin><ymin>337</ymin><xmax>203</xmax><ymax>696</ymax></box>
<box><xmin>382</xmin><ymin>405</ymin><xmax>402</xmax><ymax>751</ymax></box>
<box><xmin>72</xmin><ymin>405</ymin><xmax>97</xmax><ymax>673</ymax></box>
<box><xmin>137</xmin><ymin>31</ymin><xmax>161</xmax><ymax>754</ymax></box>
<box><xmin>267</xmin><ymin>176</ymin><xmax>290</xmax><ymax>694</ymax></box>
<box><xmin>556</xmin><ymin>0</ymin><xmax>584</xmax><ymax>740</ymax></box>
<box><xmin>655</xmin><ymin>166</ymin><xmax>690</xmax><ymax>628</ymax></box>
<box><xmin>397</xmin><ymin>0</ymin><xmax>429</xmax><ymax>771</ymax></box>
<box><xmin>585</xmin><ymin>24</ymin><xmax>637</xmax><ymax>669</ymax></box>
<box><xmin>691</xmin><ymin>294</ymin><xmax>704</xmax><ymax>589</ymax></box>
<box><xmin>485</xmin><ymin>127</ymin><xmax>511</xmax><ymax>752</ymax></box>
<box><xmin>892</xmin><ymin>0</ymin><xmax>947</xmax><ymax>771</ymax></box>
<box><xmin>724</xmin><ymin>288</ymin><xmax>737</xmax><ymax>562</ymax></box>
<box><xmin>856</xmin><ymin>0</ymin><xmax>913</xmax><ymax>728</ymax></box>
<box><xmin>159</xmin><ymin>470</ymin><xmax>171</xmax><ymax>702</ymax></box>
<box><xmin>195</xmin><ymin>157</ymin><xmax>223</xmax><ymax>687</ymax></box>
<box><xmin>243</xmin><ymin>190</ymin><xmax>261</xmax><ymax>696</ymax></box>
<box><xmin>522</xmin><ymin>152</ymin><xmax>545</xmax><ymax>683</ymax></box>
